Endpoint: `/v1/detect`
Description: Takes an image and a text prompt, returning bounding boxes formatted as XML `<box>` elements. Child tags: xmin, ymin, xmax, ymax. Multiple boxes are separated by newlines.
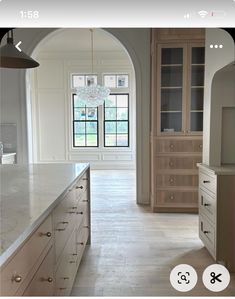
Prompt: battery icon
<box><xmin>211</xmin><ymin>11</ymin><xmax>226</xmax><ymax>18</ymax></box>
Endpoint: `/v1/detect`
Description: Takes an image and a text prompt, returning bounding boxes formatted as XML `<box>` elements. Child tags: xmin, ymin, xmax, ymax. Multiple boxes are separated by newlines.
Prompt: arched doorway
<box><xmin>23</xmin><ymin>28</ymin><xmax>151</xmax><ymax>205</ymax></box>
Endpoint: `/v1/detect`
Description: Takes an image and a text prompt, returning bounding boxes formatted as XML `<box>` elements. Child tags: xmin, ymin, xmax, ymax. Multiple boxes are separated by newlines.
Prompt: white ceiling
<box><xmin>38</xmin><ymin>29</ymin><xmax>124</xmax><ymax>53</ymax></box>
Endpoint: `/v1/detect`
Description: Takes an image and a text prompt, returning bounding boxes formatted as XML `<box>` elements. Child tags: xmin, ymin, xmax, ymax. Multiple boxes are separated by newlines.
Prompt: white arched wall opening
<box><xmin>23</xmin><ymin>28</ymin><xmax>151</xmax><ymax>205</ymax></box>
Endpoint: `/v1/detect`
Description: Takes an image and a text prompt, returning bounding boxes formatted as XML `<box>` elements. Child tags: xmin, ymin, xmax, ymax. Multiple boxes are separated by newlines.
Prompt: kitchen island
<box><xmin>0</xmin><ymin>163</ymin><xmax>91</xmax><ymax>296</ymax></box>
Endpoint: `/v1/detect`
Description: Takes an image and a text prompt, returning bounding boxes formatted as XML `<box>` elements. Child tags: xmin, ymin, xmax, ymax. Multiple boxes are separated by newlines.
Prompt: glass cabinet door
<box><xmin>189</xmin><ymin>46</ymin><xmax>205</xmax><ymax>132</ymax></box>
<box><xmin>160</xmin><ymin>47</ymin><xmax>184</xmax><ymax>133</ymax></box>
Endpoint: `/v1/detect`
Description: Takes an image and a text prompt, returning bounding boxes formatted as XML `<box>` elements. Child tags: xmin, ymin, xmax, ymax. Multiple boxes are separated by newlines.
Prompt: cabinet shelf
<box><xmin>161</xmin><ymin>86</ymin><xmax>182</xmax><ymax>89</ymax></box>
<box><xmin>161</xmin><ymin>111</ymin><xmax>182</xmax><ymax>113</ymax></box>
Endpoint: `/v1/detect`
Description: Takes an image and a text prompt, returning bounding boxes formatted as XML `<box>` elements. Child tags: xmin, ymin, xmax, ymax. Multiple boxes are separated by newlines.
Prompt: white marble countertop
<box><xmin>197</xmin><ymin>163</ymin><xmax>235</xmax><ymax>175</ymax></box>
<box><xmin>1</xmin><ymin>153</ymin><xmax>16</xmax><ymax>157</ymax></box>
<box><xmin>0</xmin><ymin>163</ymin><xmax>89</xmax><ymax>267</ymax></box>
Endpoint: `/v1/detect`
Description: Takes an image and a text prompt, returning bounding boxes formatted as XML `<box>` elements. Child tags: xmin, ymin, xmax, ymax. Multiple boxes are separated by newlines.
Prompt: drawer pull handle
<box><xmin>76</xmin><ymin>186</ymin><xmax>84</xmax><ymax>189</ymax></box>
<box><xmin>59</xmin><ymin>288</ymin><xmax>67</xmax><ymax>290</ymax></box>
<box><xmin>204</xmin><ymin>230</ymin><xmax>210</xmax><ymax>234</ymax></box>
<box><xmin>170</xmin><ymin>144</ymin><xmax>174</xmax><ymax>149</ymax></box>
<box><xmin>68</xmin><ymin>211</ymin><xmax>76</xmax><ymax>214</ymax></box>
<box><xmin>199</xmin><ymin>144</ymin><xmax>202</xmax><ymax>149</ymax></box>
<box><xmin>84</xmin><ymin>225</ymin><xmax>89</xmax><ymax>228</ymax></box>
<box><xmin>42</xmin><ymin>277</ymin><xmax>53</xmax><ymax>283</ymax></box>
<box><xmin>61</xmin><ymin>221</ymin><xmax>69</xmax><ymax>224</ymax></box>
<box><xmin>82</xmin><ymin>178</ymin><xmax>88</xmax><ymax>181</ymax></box>
<box><xmin>77</xmin><ymin>211</ymin><xmax>83</xmax><ymax>215</ymax></box>
<box><xmin>82</xmin><ymin>200</ymin><xmax>89</xmax><ymax>202</ymax></box>
<box><xmin>169</xmin><ymin>162</ymin><xmax>174</xmax><ymax>167</ymax></box>
<box><xmin>63</xmin><ymin>277</ymin><xmax>69</xmax><ymax>280</ymax></box>
<box><xmin>77</xmin><ymin>242</ymin><xmax>84</xmax><ymax>245</ymax></box>
<box><xmin>170</xmin><ymin>195</ymin><xmax>174</xmax><ymax>200</ymax></box>
<box><xmin>40</xmin><ymin>232</ymin><xmax>52</xmax><ymax>237</ymax></box>
<box><xmin>56</xmin><ymin>228</ymin><xmax>66</xmax><ymax>231</ymax></box>
<box><xmin>12</xmin><ymin>274</ymin><xmax>22</xmax><ymax>283</ymax></box>
<box><xmin>71</xmin><ymin>207</ymin><xmax>78</xmax><ymax>209</ymax></box>
<box><xmin>203</xmin><ymin>180</ymin><xmax>210</xmax><ymax>183</ymax></box>
<box><xmin>204</xmin><ymin>203</ymin><xmax>210</xmax><ymax>207</ymax></box>
<box><xmin>72</xmin><ymin>253</ymin><xmax>78</xmax><ymax>256</ymax></box>
<box><xmin>69</xmin><ymin>261</ymin><xmax>76</xmax><ymax>264</ymax></box>
<box><xmin>170</xmin><ymin>178</ymin><xmax>174</xmax><ymax>183</ymax></box>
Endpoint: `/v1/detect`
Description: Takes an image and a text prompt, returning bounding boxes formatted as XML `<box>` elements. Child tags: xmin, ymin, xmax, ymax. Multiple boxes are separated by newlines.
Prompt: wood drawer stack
<box><xmin>0</xmin><ymin>215</ymin><xmax>54</xmax><ymax>296</ymax></box>
<box><xmin>152</xmin><ymin>136</ymin><xmax>202</xmax><ymax>212</ymax></box>
<box><xmin>198</xmin><ymin>164</ymin><xmax>235</xmax><ymax>272</ymax></box>
<box><xmin>0</xmin><ymin>167</ymin><xmax>91</xmax><ymax>296</ymax></box>
<box><xmin>54</xmin><ymin>170</ymin><xmax>90</xmax><ymax>296</ymax></box>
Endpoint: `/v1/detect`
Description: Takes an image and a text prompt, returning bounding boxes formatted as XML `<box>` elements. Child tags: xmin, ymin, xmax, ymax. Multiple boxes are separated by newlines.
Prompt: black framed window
<box><xmin>104</xmin><ymin>94</ymin><xmax>129</xmax><ymax>147</ymax></box>
<box><xmin>72</xmin><ymin>94</ymin><xmax>98</xmax><ymax>147</ymax></box>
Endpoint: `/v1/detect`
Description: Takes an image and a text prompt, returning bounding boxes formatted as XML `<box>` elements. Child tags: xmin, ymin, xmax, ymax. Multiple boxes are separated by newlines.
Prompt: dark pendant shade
<box><xmin>0</xmin><ymin>31</ymin><xmax>39</xmax><ymax>69</ymax></box>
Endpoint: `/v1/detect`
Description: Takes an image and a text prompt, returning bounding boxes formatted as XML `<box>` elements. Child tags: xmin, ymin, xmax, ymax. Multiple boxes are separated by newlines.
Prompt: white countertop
<box><xmin>197</xmin><ymin>163</ymin><xmax>235</xmax><ymax>175</ymax></box>
<box><xmin>0</xmin><ymin>163</ymin><xmax>89</xmax><ymax>267</ymax></box>
<box><xmin>1</xmin><ymin>153</ymin><xmax>16</xmax><ymax>157</ymax></box>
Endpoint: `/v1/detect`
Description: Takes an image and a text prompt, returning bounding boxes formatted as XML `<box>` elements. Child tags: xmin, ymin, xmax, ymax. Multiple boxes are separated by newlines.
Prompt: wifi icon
<box><xmin>198</xmin><ymin>10</ymin><xmax>208</xmax><ymax>18</ymax></box>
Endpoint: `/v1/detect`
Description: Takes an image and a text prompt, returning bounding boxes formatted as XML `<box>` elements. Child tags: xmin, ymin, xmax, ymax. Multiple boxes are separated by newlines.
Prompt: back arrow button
<box><xmin>15</xmin><ymin>41</ymin><xmax>22</xmax><ymax>52</ymax></box>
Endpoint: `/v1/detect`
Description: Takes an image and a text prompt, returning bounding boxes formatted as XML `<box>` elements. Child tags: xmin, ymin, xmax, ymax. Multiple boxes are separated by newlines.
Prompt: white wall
<box><xmin>32</xmin><ymin>50</ymin><xmax>135</xmax><ymax>169</ymax></box>
<box><xmin>0</xmin><ymin>28</ymin><xmax>151</xmax><ymax>205</ymax></box>
<box><xmin>203</xmin><ymin>28</ymin><xmax>235</xmax><ymax>166</ymax></box>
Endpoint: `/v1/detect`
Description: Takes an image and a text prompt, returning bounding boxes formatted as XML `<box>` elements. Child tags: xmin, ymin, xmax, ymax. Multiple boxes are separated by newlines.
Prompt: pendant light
<box><xmin>0</xmin><ymin>30</ymin><xmax>39</xmax><ymax>69</ymax></box>
<box><xmin>76</xmin><ymin>29</ymin><xmax>110</xmax><ymax>106</ymax></box>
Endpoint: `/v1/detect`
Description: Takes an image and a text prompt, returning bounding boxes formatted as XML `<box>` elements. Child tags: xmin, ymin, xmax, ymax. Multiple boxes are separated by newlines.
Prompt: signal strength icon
<box><xmin>198</xmin><ymin>10</ymin><xmax>208</xmax><ymax>18</ymax></box>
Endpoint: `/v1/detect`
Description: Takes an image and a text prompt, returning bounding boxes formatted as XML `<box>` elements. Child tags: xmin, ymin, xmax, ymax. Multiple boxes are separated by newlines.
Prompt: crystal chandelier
<box><xmin>76</xmin><ymin>29</ymin><xmax>110</xmax><ymax>106</ymax></box>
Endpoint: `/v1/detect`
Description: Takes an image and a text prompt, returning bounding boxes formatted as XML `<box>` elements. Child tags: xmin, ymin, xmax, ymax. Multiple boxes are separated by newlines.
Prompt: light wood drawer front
<box><xmin>156</xmin><ymin>190</ymin><xmax>198</xmax><ymax>207</ymax></box>
<box><xmin>199</xmin><ymin>215</ymin><xmax>215</xmax><ymax>258</ymax></box>
<box><xmin>156</xmin><ymin>156</ymin><xmax>202</xmax><ymax>170</ymax></box>
<box><xmin>156</xmin><ymin>139</ymin><xmax>202</xmax><ymax>153</ymax></box>
<box><xmin>55</xmin><ymin>230</ymin><xmax>77</xmax><ymax>296</ymax></box>
<box><xmin>0</xmin><ymin>215</ymin><xmax>53</xmax><ymax>296</ymax></box>
<box><xmin>53</xmin><ymin>194</ymin><xmax>76</xmax><ymax>263</ymax></box>
<box><xmin>75</xmin><ymin>171</ymin><xmax>89</xmax><ymax>200</ymax></box>
<box><xmin>156</xmin><ymin>174</ymin><xmax>198</xmax><ymax>187</ymax></box>
<box><xmin>199</xmin><ymin>172</ymin><xmax>216</xmax><ymax>195</ymax></box>
<box><xmin>23</xmin><ymin>246</ymin><xmax>54</xmax><ymax>296</ymax></box>
<box><xmin>199</xmin><ymin>189</ymin><xmax>216</xmax><ymax>224</ymax></box>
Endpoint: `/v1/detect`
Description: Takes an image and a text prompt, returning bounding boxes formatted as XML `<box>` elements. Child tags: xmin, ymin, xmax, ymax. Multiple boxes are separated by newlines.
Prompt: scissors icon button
<box><xmin>210</xmin><ymin>272</ymin><xmax>222</xmax><ymax>284</ymax></box>
<box><xmin>203</xmin><ymin>264</ymin><xmax>230</xmax><ymax>292</ymax></box>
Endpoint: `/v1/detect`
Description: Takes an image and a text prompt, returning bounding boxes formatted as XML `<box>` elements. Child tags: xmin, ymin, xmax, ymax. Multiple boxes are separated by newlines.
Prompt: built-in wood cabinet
<box><xmin>0</xmin><ymin>167</ymin><xmax>90</xmax><ymax>296</ymax></box>
<box><xmin>151</xmin><ymin>29</ymin><xmax>205</xmax><ymax>212</ymax></box>
<box><xmin>198</xmin><ymin>164</ymin><xmax>235</xmax><ymax>272</ymax></box>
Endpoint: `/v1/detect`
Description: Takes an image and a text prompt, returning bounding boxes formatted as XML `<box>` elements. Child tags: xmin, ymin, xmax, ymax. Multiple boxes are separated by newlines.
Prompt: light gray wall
<box><xmin>0</xmin><ymin>28</ymin><xmax>151</xmax><ymax>205</ymax></box>
<box><xmin>203</xmin><ymin>28</ymin><xmax>235</xmax><ymax>166</ymax></box>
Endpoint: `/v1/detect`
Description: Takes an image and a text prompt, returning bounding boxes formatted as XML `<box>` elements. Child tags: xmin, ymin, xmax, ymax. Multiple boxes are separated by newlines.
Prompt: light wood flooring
<box><xmin>71</xmin><ymin>170</ymin><xmax>235</xmax><ymax>296</ymax></box>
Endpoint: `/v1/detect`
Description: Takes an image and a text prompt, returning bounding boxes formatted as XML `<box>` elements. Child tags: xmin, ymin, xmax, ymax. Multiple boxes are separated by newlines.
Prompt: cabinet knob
<box><xmin>76</xmin><ymin>211</ymin><xmax>83</xmax><ymax>215</ymax></box>
<box><xmin>170</xmin><ymin>195</ymin><xmax>174</xmax><ymax>200</ymax></box>
<box><xmin>170</xmin><ymin>144</ymin><xmax>174</xmax><ymax>149</ymax></box>
<box><xmin>40</xmin><ymin>232</ymin><xmax>52</xmax><ymax>237</ymax></box>
<box><xmin>84</xmin><ymin>225</ymin><xmax>89</xmax><ymax>229</ymax></box>
<box><xmin>204</xmin><ymin>230</ymin><xmax>210</xmax><ymax>234</ymax></box>
<box><xmin>203</xmin><ymin>180</ymin><xmax>210</xmax><ymax>184</ymax></box>
<box><xmin>169</xmin><ymin>161</ymin><xmax>174</xmax><ymax>167</ymax></box>
<box><xmin>77</xmin><ymin>242</ymin><xmax>84</xmax><ymax>245</ymax></box>
<box><xmin>13</xmin><ymin>274</ymin><xmax>22</xmax><ymax>283</ymax></box>
<box><xmin>199</xmin><ymin>144</ymin><xmax>202</xmax><ymax>149</ymax></box>
<box><xmin>47</xmin><ymin>277</ymin><xmax>53</xmax><ymax>283</ymax></box>
<box><xmin>169</xmin><ymin>178</ymin><xmax>174</xmax><ymax>183</ymax></box>
<box><xmin>76</xmin><ymin>186</ymin><xmax>83</xmax><ymax>189</ymax></box>
<box><xmin>204</xmin><ymin>203</ymin><xmax>210</xmax><ymax>207</ymax></box>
